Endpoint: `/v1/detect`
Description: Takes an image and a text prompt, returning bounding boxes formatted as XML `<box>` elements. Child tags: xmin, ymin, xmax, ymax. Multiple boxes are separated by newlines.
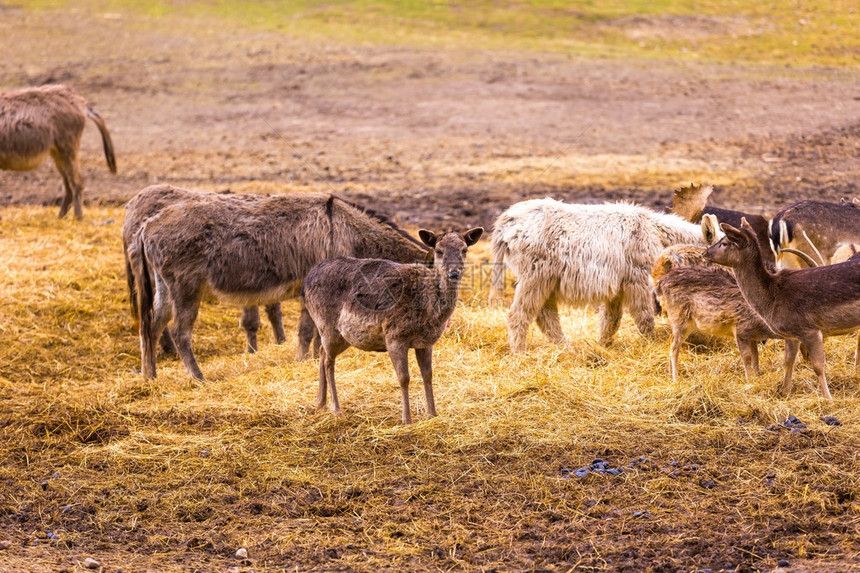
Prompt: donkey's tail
<box><xmin>86</xmin><ymin>106</ymin><xmax>117</xmax><ymax>174</ymax></box>
<box><xmin>488</xmin><ymin>232</ymin><xmax>508</xmax><ymax>307</ymax></box>
<box><xmin>128</xmin><ymin>230</ymin><xmax>154</xmax><ymax>349</ymax></box>
<box><xmin>123</xmin><ymin>237</ymin><xmax>139</xmax><ymax>325</ymax></box>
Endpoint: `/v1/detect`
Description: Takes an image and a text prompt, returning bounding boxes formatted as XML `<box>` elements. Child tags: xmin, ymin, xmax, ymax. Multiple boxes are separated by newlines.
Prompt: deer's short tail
<box><xmin>489</xmin><ymin>233</ymin><xmax>507</xmax><ymax>304</ymax></box>
<box><xmin>86</xmin><ymin>106</ymin><xmax>117</xmax><ymax>174</ymax></box>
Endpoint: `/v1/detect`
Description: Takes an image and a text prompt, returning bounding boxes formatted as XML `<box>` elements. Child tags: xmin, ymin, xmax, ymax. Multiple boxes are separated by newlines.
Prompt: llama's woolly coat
<box><xmin>491</xmin><ymin>198</ymin><xmax>704</xmax><ymax>350</ymax></box>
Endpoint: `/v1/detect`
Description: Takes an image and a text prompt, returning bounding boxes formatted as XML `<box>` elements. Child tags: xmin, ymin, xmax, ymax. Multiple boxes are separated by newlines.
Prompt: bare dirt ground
<box><xmin>1</xmin><ymin>5</ymin><xmax>858</xmax><ymax>230</ymax></box>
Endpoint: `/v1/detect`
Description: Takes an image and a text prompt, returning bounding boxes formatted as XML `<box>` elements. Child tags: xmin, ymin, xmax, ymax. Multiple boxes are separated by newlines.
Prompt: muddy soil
<box><xmin>1</xmin><ymin>6</ymin><xmax>858</xmax><ymax>230</ymax></box>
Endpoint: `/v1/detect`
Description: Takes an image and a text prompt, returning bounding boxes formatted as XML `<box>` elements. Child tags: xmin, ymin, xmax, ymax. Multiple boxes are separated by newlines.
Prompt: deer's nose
<box><xmin>447</xmin><ymin>269</ymin><xmax>462</xmax><ymax>280</ymax></box>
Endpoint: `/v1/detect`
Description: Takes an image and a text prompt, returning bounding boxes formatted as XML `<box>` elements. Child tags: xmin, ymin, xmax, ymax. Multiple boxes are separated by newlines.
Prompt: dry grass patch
<box><xmin>1</xmin><ymin>206</ymin><xmax>859</xmax><ymax>571</ymax></box>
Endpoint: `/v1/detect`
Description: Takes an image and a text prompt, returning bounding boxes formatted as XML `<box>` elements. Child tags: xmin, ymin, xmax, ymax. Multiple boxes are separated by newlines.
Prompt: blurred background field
<box><xmin>1</xmin><ymin>0</ymin><xmax>859</xmax><ymax>571</ymax></box>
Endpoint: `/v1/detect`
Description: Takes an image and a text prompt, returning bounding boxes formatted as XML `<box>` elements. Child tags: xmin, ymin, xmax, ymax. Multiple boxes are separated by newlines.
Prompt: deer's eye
<box><xmin>435</xmin><ymin>249</ymin><xmax>443</xmax><ymax>256</ymax></box>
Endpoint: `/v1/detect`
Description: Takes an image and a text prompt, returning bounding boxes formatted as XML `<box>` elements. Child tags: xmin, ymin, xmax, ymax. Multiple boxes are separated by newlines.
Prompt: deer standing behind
<box><xmin>0</xmin><ymin>84</ymin><xmax>116</xmax><ymax>220</ymax></box>
<box><xmin>770</xmin><ymin>199</ymin><xmax>860</xmax><ymax>269</ymax></box>
<box><xmin>123</xmin><ymin>185</ymin><xmax>291</xmax><ymax>356</ymax></box>
<box><xmin>303</xmin><ymin>228</ymin><xmax>483</xmax><ymax>424</ymax></box>
<box><xmin>705</xmin><ymin>219</ymin><xmax>860</xmax><ymax>399</ymax></box>
<box><xmin>490</xmin><ymin>198</ymin><xmax>703</xmax><ymax>351</ymax></box>
<box><xmin>655</xmin><ymin>265</ymin><xmax>780</xmax><ymax>384</ymax></box>
<box><xmin>129</xmin><ymin>189</ymin><xmax>429</xmax><ymax>380</ymax></box>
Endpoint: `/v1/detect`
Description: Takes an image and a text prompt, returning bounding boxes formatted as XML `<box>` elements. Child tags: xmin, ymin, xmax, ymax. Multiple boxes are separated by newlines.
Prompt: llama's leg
<box><xmin>388</xmin><ymin>343</ymin><xmax>412</xmax><ymax>424</ymax></box>
<box><xmin>141</xmin><ymin>276</ymin><xmax>172</xmax><ymax>379</ymax></box>
<box><xmin>170</xmin><ymin>292</ymin><xmax>204</xmax><ymax>380</ymax></box>
<box><xmin>297</xmin><ymin>304</ymin><xmax>317</xmax><ymax>360</ymax></box>
<box><xmin>414</xmin><ymin>347</ymin><xmax>436</xmax><ymax>418</ymax></box>
<box><xmin>780</xmin><ymin>338</ymin><xmax>801</xmax><ymax>398</ymax></box>
<box><xmin>799</xmin><ymin>331</ymin><xmax>832</xmax><ymax>399</ymax></box>
<box><xmin>599</xmin><ymin>292</ymin><xmax>624</xmax><ymax>345</ymax></box>
<box><xmin>507</xmin><ymin>277</ymin><xmax>552</xmax><ymax>353</ymax></box>
<box><xmin>624</xmin><ymin>274</ymin><xmax>656</xmax><ymax>338</ymax></box>
<box><xmin>669</xmin><ymin>321</ymin><xmax>690</xmax><ymax>384</ymax></box>
<box><xmin>535</xmin><ymin>292</ymin><xmax>568</xmax><ymax>348</ymax></box>
<box><xmin>265</xmin><ymin>303</ymin><xmax>287</xmax><ymax>345</ymax></box>
<box><xmin>241</xmin><ymin>307</ymin><xmax>261</xmax><ymax>353</ymax></box>
<box><xmin>735</xmin><ymin>333</ymin><xmax>757</xmax><ymax>384</ymax></box>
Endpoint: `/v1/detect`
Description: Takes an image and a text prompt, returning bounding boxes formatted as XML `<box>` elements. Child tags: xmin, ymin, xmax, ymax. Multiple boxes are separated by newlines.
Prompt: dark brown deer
<box><xmin>668</xmin><ymin>183</ymin><xmax>774</xmax><ymax>266</ymax></box>
<box><xmin>303</xmin><ymin>228</ymin><xmax>483</xmax><ymax>424</ymax></box>
<box><xmin>769</xmin><ymin>200</ymin><xmax>860</xmax><ymax>269</ymax></box>
<box><xmin>0</xmin><ymin>84</ymin><xmax>116</xmax><ymax>220</ymax></box>
<box><xmin>655</xmin><ymin>265</ymin><xmax>780</xmax><ymax>384</ymax></box>
<box><xmin>705</xmin><ymin>219</ymin><xmax>860</xmax><ymax>399</ymax></box>
<box><xmin>123</xmin><ymin>185</ymin><xmax>288</xmax><ymax>356</ymax></box>
<box><xmin>129</xmin><ymin>189</ymin><xmax>430</xmax><ymax>380</ymax></box>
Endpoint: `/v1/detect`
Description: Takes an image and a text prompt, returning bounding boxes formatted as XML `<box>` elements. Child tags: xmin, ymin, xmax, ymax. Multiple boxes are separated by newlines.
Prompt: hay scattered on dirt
<box><xmin>1</xmin><ymin>206</ymin><xmax>859</xmax><ymax>571</ymax></box>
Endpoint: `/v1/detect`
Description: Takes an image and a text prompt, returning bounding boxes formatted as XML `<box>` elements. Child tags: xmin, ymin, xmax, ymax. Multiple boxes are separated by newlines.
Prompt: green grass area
<box><xmin>23</xmin><ymin>0</ymin><xmax>860</xmax><ymax>67</ymax></box>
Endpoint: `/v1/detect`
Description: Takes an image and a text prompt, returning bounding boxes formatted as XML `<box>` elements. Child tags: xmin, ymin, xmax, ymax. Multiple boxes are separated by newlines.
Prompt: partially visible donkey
<box><xmin>769</xmin><ymin>199</ymin><xmax>860</xmax><ymax>269</ymax></box>
<box><xmin>123</xmin><ymin>185</ymin><xmax>288</xmax><ymax>355</ymax></box>
<box><xmin>706</xmin><ymin>219</ymin><xmax>860</xmax><ymax>399</ymax></box>
<box><xmin>0</xmin><ymin>84</ymin><xmax>116</xmax><ymax>220</ymax></box>
<box><xmin>129</xmin><ymin>189</ymin><xmax>430</xmax><ymax>380</ymax></box>
<box><xmin>303</xmin><ymin>228</ymin><xmax>483</xmax><ymax>424</ymax></box>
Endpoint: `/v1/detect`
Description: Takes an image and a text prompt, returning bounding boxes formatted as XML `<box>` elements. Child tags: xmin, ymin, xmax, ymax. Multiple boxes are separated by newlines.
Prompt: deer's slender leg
<box><xmin>670</xmin><ymin>322</ymin><xmax>691</xmax><ymax>384</ymax></box>
<box><xmin>318</xmin><ymin>335</ymin><xmax>348</xmax><ymax>414</ymax></box>
<box><xmin>388</xmin><ymin>343</ymin><xmax>412</xmax><ymax>424</ymax></box>
<box><xmin>799</xmin><ymin>331</ymin><xmax>832</xmax><ymax>399</ymax></box>
<box><xmin>297</xmin><ymin>304</ymin><xmax>317</xmax><ymax>360</ymax></box>
<box><xmin>735</xmin><ymin>333</ymin><xmax>757</xmax><ymax>384</ymax></box>
<box><xmin>780</xmin><ymin>338</ymin><xmax>801</xmax><ymax>398</ymax></box>
<box><xmin>414</xmin><ymin>347</ymin><xmax>436</xmax><ymax>418</ymax></box>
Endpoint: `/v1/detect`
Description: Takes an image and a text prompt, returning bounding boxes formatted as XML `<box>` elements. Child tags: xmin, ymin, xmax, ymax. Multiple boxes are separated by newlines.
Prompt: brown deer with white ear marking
<box><xmin>0</xmin><ymin>84</ymin><xmax>116</xmax><ymax>220</ymax></box>
<box><xmin>705</xmin><ymin>218</ymin><xmax>860</xmax><ymax>399</ymax></box>
<box><xmin>769</xmin><ymin>200</ymin><xmax>860</xmax><ymax>269</ymax></box>
<box><xmin>303</xmin><ymin>227</ymin><xmax>483</xmax><ymax>424</ymax></box>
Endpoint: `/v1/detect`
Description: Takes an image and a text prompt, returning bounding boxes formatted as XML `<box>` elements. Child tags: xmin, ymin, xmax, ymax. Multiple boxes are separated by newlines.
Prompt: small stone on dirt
<box><xmin>83</xmin><ymin>557</ymin><xmax>100</xmax><ymax>569</ymax></box>
<box><xmin>235</xmin><ymin>547</ymin><xmax>248</xmax><ymax>559</ymax></box>
<box><xmin>821</xmin><ymin>416</ymin><xmax>842</xmax><ymax>426</ymax></box>
<box><xmin>777</xmin><ymin>559</ymin><xmax>790</xmax><ymax>567</ymax></box>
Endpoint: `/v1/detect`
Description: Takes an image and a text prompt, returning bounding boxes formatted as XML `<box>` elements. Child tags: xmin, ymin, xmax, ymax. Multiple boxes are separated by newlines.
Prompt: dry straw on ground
<box><xmin>1</xmin><ymin>206</ymin><xmax>858</xmax><ymax>572</ymax></box>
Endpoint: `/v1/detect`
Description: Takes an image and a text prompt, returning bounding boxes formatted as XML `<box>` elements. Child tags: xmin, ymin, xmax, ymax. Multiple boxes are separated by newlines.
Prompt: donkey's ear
<box><xmin>462</xmin><ymin>227</ymin><xmax>483</xmax><ymax>246</ymax></box>
<box><xmin>419</xmin><ymin>229</ymin><xmax>438</xmax><ymax>248</ymax></box>
<box><xmin>720</xmin><ymin>222</ymin><xmax>747</xmax><ymax>245</ymax></box>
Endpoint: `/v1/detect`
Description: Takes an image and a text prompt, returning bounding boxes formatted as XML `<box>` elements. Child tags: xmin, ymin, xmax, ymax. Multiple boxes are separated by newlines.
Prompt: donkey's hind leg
<box><xmin>599</xmin><ymin>292</ymin><xmax>624</xmax><ymax>345</ymax></box>
<box><xmin>170</xmin><ymin>290</ymin><xmax>205</xmax><ymax>380</ymax></box>
<box><xmin>51</xmin><ymin>147</ymin><xmax>83</xmax><ymax>220</ymax></box>
<box><xmin>141</xmin><ymin>276</ymin><xmax>172</xmax><ymax>379</ymax></box>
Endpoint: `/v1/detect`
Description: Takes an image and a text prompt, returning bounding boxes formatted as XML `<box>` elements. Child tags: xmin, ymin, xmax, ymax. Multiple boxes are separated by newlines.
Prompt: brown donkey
<box><xmin>0</xmin><ymin>84</ymin><xmax>116</xmax><ymax>220</ymax></box>
<box><xmin>129</xmin><ymin>189</ymin><xmax>430</xmax><ymax>380</ymax></box>
<box><xmin>303</xmin><ymin>228</ymin><xmax>483</xmax><ymax>424</ymax></box>
<box><xmin>705</xmin><ymin>219</ymin><xmax>860</xmax><ymax>399</ymax></box>
<box><xmin>123</xmin><ymin>185</ymin><xmax>289</xmax><ymax>356</ymax></box>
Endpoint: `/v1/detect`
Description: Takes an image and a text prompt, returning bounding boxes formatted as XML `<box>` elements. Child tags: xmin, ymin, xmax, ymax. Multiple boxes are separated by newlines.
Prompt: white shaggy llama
<box><xmin>490</xmin><ymin>198</ymin><xmax>704</xmax><ymax>351</ymax></box>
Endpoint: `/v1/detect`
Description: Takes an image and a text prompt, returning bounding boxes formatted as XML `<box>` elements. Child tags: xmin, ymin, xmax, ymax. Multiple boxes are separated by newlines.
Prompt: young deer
<box><xmin>655</xmin><ymin>265</ymin><xmax>779</xmax><ymax>384</ymax></box>
<box><xmin>303</xmin><ymin>228</ymin><xmax>483</xmax><ymax>424</ymax></box>
<box><xmin>705</xmin><ymin>219</ymin><xmax>860</xmax><ymax>399</ymax></box>
<box><xmin>0</xmin><ymin>84</ymin><xmax>116</xmax><ymax>220</ymax></box>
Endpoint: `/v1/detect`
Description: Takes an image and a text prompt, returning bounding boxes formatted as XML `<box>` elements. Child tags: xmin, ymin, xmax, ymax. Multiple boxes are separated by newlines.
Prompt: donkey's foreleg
<box><xmin>507</xmin><ymin>277</ymin><xmax>552</xmax><ymax>353</ymax></box>
<box><xmin>265</xmin><ymin>303</ymin><xmax>287</xmax><ymax>345</ymax></box>
<box><xmin>241</xmin><ymin>307</ymin><xmax>261</xmax><ymax>353</ymax></box>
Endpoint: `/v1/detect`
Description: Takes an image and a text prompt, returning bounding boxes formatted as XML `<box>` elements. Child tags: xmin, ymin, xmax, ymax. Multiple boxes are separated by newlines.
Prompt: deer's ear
<box><xmin>419</xmin><ymin>229</ymin><xmax>438</xmax><ymax>248</ymax></box>
<box><xmin>740</xmin><ymin>217</ymin><xmax>755</xmax><ymax>232</ymax></box>
<box><xmin>720</xmin><ymin>223</ymin><xmax>747</xmax><ymax>245</ymax></box>
<box><xmin>462</xmin><ymin>227</ymin><xmax>483</xmax><ymax>246</ymax></box>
